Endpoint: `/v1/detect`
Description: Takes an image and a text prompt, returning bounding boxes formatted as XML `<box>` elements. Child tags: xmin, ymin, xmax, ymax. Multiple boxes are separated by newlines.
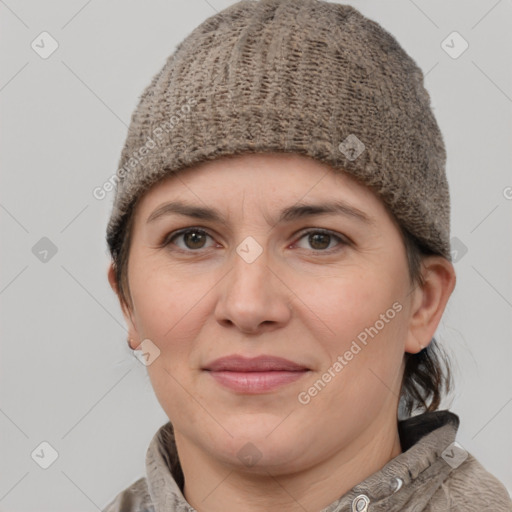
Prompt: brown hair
<box><xmin>108</xmin><ymin>202</ymin><xmax>451</xmax><ymax>417</ymax></box>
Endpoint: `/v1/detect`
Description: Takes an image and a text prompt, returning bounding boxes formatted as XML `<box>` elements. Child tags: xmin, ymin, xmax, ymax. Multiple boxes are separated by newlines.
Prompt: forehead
<box><xmin>132</xmin><ymin>152</ymin><xmax>390</xmax><ymax>225</ymax></box>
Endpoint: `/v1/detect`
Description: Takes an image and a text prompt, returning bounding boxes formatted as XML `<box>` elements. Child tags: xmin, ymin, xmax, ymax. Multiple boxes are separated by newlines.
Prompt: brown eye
<box><xmin>182</xmin><ymin>230</ymin><xmax>208</xmax><ymax>249</ymax></box>
<box><xmin>294</xmin><ymin>229</ymin><xmax>347</xmax><ymax>252</ymax></box>
<box><xmin>308</xmin><ymin>232</ymin><xmax>331</xmax><ymax>250</ymax></box>
<box><xmin>165</xmin><ymin>228</ymin><xmax>215</xmax><ymax>251</ymax></box>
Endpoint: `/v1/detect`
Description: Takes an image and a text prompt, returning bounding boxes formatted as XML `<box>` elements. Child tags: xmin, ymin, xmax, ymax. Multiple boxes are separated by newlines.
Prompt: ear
<box><xmin>405</xmin><ymin>256</ymin><xmax>456</xmax><ymax>354</ymax></box>
<box><xmin>107</xmin><ymin>262</ymin><xmax>140</xmax><ymax>350</ymax></box>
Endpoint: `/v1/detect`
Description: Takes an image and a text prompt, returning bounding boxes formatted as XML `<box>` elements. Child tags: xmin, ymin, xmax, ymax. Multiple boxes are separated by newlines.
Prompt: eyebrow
<box><xmin>146</xmin><ymin>199</ymin><xmax>374</xmax><ymax>226</ymax></box>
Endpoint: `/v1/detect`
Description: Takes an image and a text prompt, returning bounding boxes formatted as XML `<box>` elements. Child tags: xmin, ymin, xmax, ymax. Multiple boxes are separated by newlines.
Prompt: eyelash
<box><xmin>160</xmin><ymin>227</ymin><xmax>350</xmax><ymax>254</ymax></box>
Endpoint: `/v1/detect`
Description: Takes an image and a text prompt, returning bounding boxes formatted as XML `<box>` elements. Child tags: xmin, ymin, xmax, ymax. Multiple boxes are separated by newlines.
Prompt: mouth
<box><xmin>202</xmin><ymin>355</ymin><xmax>310</xmax><ymax>393</ymax></box>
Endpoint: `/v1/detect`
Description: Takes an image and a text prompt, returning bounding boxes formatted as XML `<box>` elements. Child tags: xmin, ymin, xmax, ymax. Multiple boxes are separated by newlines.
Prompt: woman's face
<box><xmin>111</xmin><ymin>152</ymin><xmax>434</xmax><ymax>473</ymax></box>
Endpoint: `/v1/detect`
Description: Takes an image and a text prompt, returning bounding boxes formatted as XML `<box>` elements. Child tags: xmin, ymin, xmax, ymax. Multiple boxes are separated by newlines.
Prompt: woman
<box><xmin>103</xmin><ymin>0</ymin><xmax>512</xmax><ymax>510</ymax></box>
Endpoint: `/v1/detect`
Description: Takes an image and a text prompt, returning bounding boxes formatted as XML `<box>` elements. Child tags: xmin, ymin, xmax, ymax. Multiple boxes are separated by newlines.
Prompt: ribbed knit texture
<box><xmin>105</xmin><ymin>0</ymin><xmax>451</xmax><ymax>260</ymax></box>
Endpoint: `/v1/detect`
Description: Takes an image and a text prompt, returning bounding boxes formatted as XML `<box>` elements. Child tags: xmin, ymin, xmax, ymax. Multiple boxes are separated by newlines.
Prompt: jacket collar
<box><xmin>145</xmin><ymin>410</ymin><xmax>460</xmax><ymax>512</ymax></box>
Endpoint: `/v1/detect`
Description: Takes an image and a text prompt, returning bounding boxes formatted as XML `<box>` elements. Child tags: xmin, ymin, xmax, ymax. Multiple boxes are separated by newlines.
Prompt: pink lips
<box><xmin>203</xmin><ymin>355</ymin><xmax>309</xmax><ymax>393</ymax></box>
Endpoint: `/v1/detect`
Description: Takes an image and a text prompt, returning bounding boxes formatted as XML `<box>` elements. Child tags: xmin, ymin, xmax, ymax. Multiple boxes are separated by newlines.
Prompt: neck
<box><xmin>174</xmin><ymin>414</ymin><xmax>402</xmax><ymax>512</ymax></box>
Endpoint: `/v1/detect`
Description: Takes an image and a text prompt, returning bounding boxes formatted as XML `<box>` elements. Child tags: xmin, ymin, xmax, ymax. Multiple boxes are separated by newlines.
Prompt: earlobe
<box><xmin>405</xmin><ymin>332</ymin><xmax>427</xmax><ymax>354</ymax></box>
<box><xmin>405</xmin><ymin>256</ymin><xmax>456</xmax><ymax>354</ymax></box>
<box><xmin>127</xmin><ymin>337</ymin><xmax>138</xmax><ymax>350</ymax></box>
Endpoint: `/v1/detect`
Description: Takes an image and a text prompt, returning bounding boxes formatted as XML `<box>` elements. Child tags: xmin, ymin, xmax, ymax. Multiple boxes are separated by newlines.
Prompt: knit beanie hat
<box><xmin>105</xmin><ymin>0</ymin><xmax>451</xmax><ymax>260</ymax></box>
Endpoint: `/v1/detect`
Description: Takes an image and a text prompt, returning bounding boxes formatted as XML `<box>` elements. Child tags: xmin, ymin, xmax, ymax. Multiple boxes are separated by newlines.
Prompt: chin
<box><xmin>202</xmin><ymin>419</ymin><xmax>306</xmax><ymax>472</ymax></box>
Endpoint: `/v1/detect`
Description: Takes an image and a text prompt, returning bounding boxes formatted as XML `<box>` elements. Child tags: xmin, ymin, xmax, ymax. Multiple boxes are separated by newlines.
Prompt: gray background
<box><xmin>1</xmin><ymin>0</ymin><xmax>511</xmax><ymax>510</ymax></box>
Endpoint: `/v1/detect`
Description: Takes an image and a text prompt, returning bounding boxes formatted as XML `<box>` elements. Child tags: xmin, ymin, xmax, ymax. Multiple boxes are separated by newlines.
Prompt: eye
<box><xmin>161</xmin><ymin>227</ymin><xmax>349</xmax><ymax>254</ymax></box>
<box><xmin>163</xmin><ymin>228</ymin><xmax>217</xmax><ymax>251</ymax></box>
<box><xmin>293</xmin><ymin>229</ymin><xmax>348</xmax><ymax>253</ymax></box>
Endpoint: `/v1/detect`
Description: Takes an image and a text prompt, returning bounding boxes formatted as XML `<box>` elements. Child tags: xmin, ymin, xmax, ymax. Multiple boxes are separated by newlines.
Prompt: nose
<box><xmin>214</xmin><ymin>246</ymin><xmax>292</xmax><ymax>334</ymax></box>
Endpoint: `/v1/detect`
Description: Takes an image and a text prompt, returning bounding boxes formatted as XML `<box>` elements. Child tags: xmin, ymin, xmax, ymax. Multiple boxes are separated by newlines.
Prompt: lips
<box><xmin>202</xmin><ymin>355</ymin><xmax>309</xmax><ymax>393</ymax></box>
<box><xmin>203</xmin><ymin>355</ymin><xmax>309</xmax><ymax>372</ymax></box>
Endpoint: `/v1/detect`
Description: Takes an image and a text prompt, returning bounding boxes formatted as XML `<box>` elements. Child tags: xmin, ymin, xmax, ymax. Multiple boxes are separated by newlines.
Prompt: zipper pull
<box><xmin>352</xmin><ymin>494</ymin><xmax>370</xmax><ymax>512</ymax></box>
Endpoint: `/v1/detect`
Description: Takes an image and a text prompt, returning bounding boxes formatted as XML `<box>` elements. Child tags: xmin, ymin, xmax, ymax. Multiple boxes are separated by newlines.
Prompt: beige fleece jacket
<box><xmin>102</xmin><ymin>410</ymin><xmax>512</xmax><ymax>511</ymax></box>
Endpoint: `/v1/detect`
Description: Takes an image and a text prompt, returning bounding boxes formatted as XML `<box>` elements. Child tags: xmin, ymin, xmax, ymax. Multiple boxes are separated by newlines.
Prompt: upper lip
<box><xmin>203</xmin><ymin>355</ymin><xmax>309</xmax><ymax>372</ymax></box>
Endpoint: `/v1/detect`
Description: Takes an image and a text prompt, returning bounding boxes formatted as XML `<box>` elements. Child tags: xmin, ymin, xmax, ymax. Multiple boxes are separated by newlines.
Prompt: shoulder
<box><xmin>432</xmin><ymin>453</ymin><xmax>512</xmax><ymax>511</ymax></box>
<box><xmin>102</xmin><ymin>477</ymin><xmax>154</xmax><ymax>512</ymax></box>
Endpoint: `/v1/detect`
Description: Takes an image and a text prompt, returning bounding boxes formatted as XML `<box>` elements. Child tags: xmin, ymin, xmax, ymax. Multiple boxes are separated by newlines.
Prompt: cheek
<box><xmin>303</xmin><ymin>267</ymin><xmax>406</xmax><ymax>357</ymax></box>
<box><xmin>129</xmin><ymin>259</ymin><xmax>207</xmax><ymax>341</ymax></box>
<box><xmin>131</xmin><ymin>266</ymin><xmax>214</xmax><ymax>424</ymax></box>
<box><xmin>297</xmin><ymin>314</ymin><xmax>408</xmax><ymax>435</ymax></box>
<box><xmin>296</xmin><ymin>265</ymin><xmax>409</xmax><ymax>411</ymax></box>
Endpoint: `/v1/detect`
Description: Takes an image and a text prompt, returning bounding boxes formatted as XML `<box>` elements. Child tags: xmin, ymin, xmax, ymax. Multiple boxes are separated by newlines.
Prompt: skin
<box><xmin>108</xmin><ymin>152</ymin><xmax>456</xmax><ymax>512</ymax></box>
